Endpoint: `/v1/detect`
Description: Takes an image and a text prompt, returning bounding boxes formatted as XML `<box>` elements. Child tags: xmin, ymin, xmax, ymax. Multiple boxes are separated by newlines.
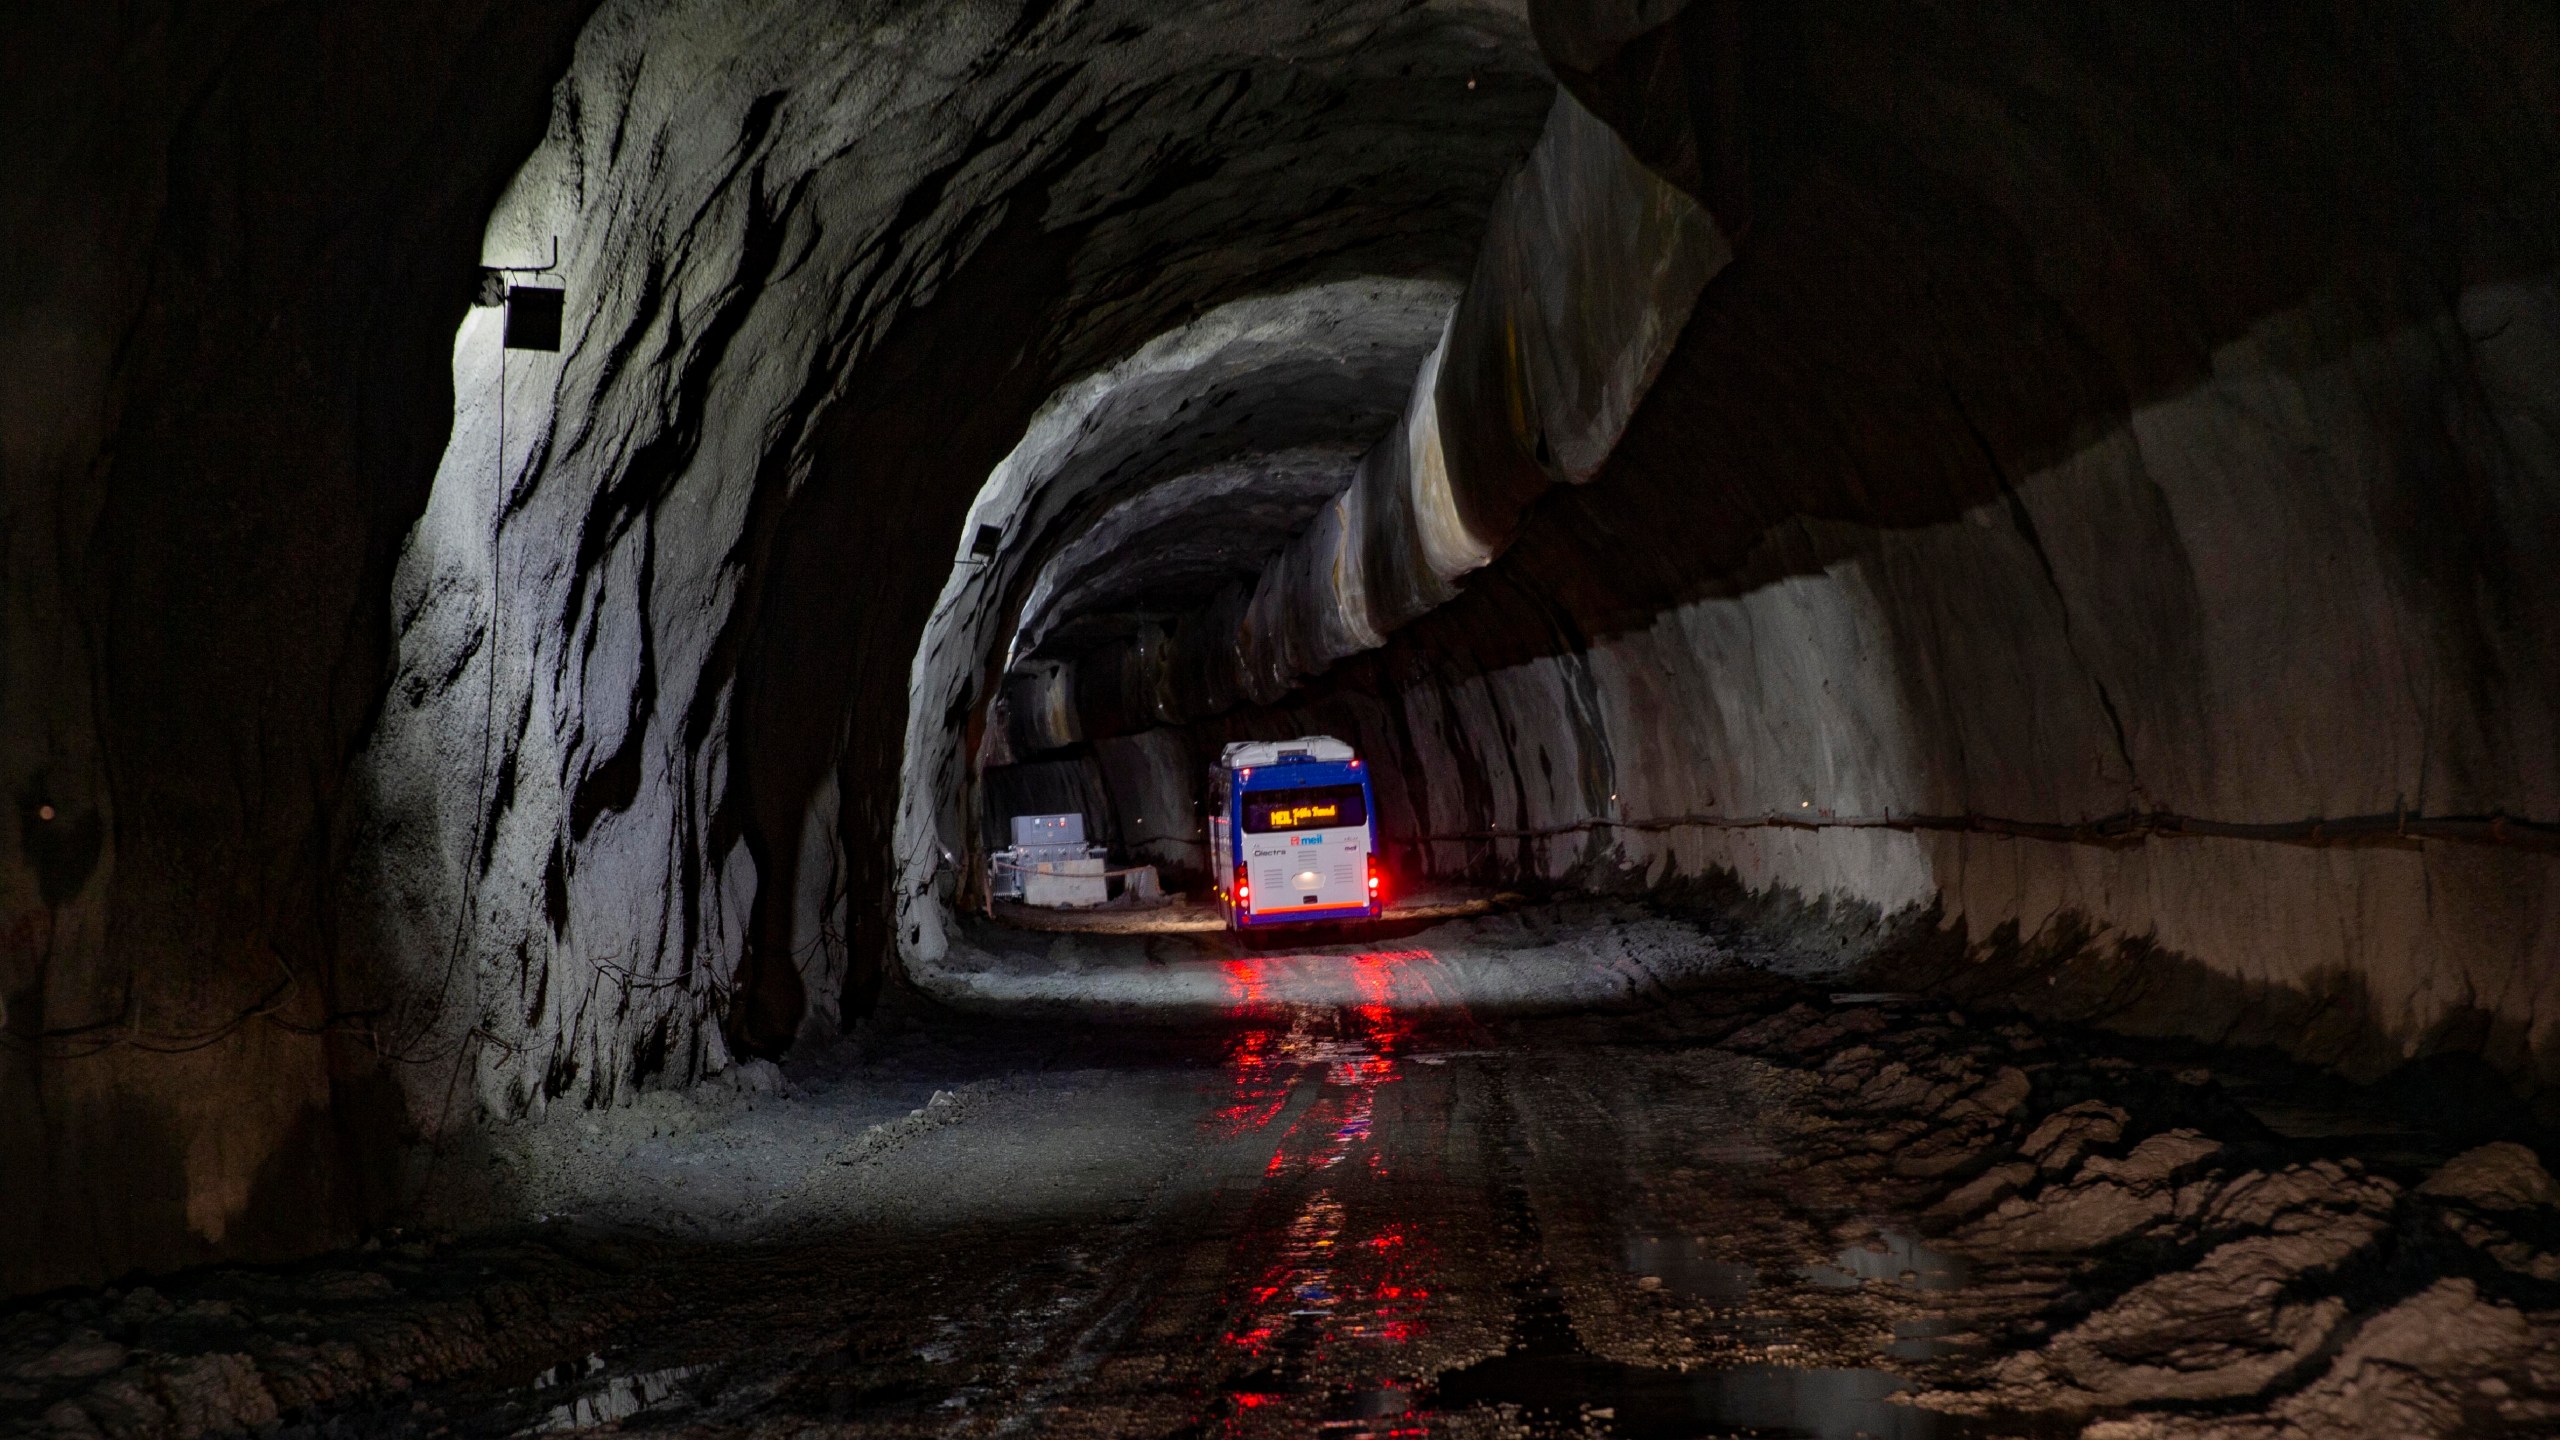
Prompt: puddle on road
<box><xmin>1427</xmin><ymin>1283</ymin><xmax>1931</xmax><ymax>1440</ymax></box>
<box><xmin>1882</xmin><ymin>1319</ymin><xmax>1964</xmax><ymax>1362</ymax></box>
<box><xmin>1191</xmin><ymin>983</ymin><xmax>1984</xmax><ymax>1439</ymax></box>
<box><xmin>1621</xmin><ymin>1232</ymin><xmax>1759</xmax><ymax>1303</ymax></box>
<box><xmin>1798</xmin><ymin>1231</ymin><xmax>1969</xmax><ymax>1293</ymax></box>
<box><xmin>529</xmin><ymin>1356</ymin><xmax>702</xmax><ymax>1432</ymax></box>
<box><xmin>1615</xmin><ymin>1225</ymin><xmax>1963</xmax><ymax>1306</ymax></box>
<box><xmin>1434</xmin><ymin>1354</ymin><xmax>1930</xmax><ymax>1439</ymax></box>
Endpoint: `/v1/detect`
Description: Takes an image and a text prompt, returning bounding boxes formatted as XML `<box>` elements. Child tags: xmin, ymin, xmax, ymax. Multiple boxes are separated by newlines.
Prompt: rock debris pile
<box><xmin>1</xmin><ymin>1238</ymin><xmax>657</xmax><ymax>1440</ymax></box>
<box><xmin>8</xmin><ymin>933</ymin><xmax>2558</xmax><ymax>1440</ymax></box>
<box><xmin>1692</xmin><ymin>994</ymin><xmax>2560</xmax><ymax>1437</ymax></box>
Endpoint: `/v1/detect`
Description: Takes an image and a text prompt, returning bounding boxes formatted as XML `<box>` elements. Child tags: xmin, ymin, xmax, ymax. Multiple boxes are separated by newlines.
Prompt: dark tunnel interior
<box><xmin>5</xmin><ymin>1</ymin><xmax>2560</xmax><ymax>1435</ymax></box>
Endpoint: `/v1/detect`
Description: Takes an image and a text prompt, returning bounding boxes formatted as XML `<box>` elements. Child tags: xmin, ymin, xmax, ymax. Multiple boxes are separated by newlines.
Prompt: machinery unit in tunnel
<box><xmin>985</xmin><ymin>811</ymin><xmax>1107</xmax><ymax>905</ymax></box>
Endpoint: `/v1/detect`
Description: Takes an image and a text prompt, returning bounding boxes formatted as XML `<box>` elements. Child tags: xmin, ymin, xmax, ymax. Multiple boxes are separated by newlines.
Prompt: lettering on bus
<box><xmin>1241</xmin><ymin>784</ymin><xmax>1368</xmax><ymax>835</ymax></box>
<box><xmin>1267</xmin><ymin>803</ymin><xmax>1338</xmax><ymax>829</ymax></box>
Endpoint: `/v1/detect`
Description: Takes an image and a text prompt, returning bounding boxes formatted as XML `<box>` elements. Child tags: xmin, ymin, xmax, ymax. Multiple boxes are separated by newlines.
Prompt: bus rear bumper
<box><xmin>1232</xmin><ymin>902</ymin><xmax>1381</xmax><ymax>930</ymax></box>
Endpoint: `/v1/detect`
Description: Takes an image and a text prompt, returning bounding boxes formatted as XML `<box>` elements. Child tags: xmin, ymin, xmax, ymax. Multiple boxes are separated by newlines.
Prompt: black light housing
<box><xmin>503</xmin><ymin>285</ymin><xmax>565</xmax><ymax>352</ymax></box>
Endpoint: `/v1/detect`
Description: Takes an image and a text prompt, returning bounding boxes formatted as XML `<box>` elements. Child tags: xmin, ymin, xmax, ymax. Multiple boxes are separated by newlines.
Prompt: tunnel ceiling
<box><xmin>1013</xmin><ymin>445</ymin><xmax>1370</xmax><ymax>662</ymax></box>
<box><xmin>1002</xmin><ymin>281</ymin><xmax>1461</xmax><ymax>668</ymax></box>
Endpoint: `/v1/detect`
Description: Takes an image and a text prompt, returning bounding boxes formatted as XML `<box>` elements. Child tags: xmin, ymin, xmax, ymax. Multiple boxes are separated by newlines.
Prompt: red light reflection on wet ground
<box><xmin>1209</xmin><ymin>1027</ymin><xmax>1289</xmax><ymax>1139</ymax></box>
<box><xmin>1200</xmin><ymin>949</ymin><xmax>1454</xmax><ymax>1436</ymax></box>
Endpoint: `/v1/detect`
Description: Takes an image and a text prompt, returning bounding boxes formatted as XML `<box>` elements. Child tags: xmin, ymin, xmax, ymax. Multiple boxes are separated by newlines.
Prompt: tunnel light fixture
<box><xmin>503</xmin><ymin>287</ymin><xmax>565</xmax><ymax>351</ymax></box>
<box><xmin>476</xmin><ymin>237</ymin><xmax>565</xmax><ymax>352</ymax></box>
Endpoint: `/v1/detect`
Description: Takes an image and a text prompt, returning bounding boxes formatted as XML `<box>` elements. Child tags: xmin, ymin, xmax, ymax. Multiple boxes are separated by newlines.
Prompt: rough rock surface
<box><xmin>9</xmin><ymin>0</ymin><xmax>2560</xmax><ymax>1317</ymax></box>
<box><xmin>13</xmin><ymin>903</ymin><xmax>2559</xmax><ymax>1438</ymax></box>
<box><xmin>2</xmin><ymin>0</ymin><xmax>599</xmax><ymax>1298</ymax></box>
<box><xmin>343</xmin><ymin>0</ymin><xmax>1556</xmax><ymax>1151</ymax></box>
<box><xmin>1169</xmin><ymin>0</ymin><xmax>2560</xmax><ymax>1107</ymax></box>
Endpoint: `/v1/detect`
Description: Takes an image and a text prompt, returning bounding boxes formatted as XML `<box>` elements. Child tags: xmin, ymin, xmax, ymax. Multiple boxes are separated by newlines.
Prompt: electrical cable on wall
<box><xmin>1408</xmin><ymin>805</ymin><xmax>2560</xmax><ymax>854</ymax></box>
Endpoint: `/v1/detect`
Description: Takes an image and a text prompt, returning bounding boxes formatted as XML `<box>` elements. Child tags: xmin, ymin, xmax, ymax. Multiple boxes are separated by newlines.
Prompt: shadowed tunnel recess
<box><xmin>3</xmin><ymin>0</ymin><xmax>2560</xmax><ymax>1433</ymax></box>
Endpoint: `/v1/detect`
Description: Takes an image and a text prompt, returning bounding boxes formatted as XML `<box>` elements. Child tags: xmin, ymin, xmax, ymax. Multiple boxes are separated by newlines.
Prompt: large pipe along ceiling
<box><xmin>5</xmin><ymin>0</ymin><xmax>2560</xmax><ymax>1430</ymax></box>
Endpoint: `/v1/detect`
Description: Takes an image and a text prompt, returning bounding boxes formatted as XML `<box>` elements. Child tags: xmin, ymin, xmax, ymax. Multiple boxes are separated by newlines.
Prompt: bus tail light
<box><xmin>1235</xmin><ymin>863</ymin><xmax>1251</xmax><ymax>908</ymax></box>
<box><xmin>1367</xmin><ymin>854</ymin><xmax>1383</xmax><ymax>903</ymax></box>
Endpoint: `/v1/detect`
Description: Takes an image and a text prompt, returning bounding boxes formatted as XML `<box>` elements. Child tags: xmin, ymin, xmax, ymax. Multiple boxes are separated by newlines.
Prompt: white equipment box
<box><xmin>990</xmin><ymin>812</ymin><xmax>1107</xmax><ymax>903</ymax></box>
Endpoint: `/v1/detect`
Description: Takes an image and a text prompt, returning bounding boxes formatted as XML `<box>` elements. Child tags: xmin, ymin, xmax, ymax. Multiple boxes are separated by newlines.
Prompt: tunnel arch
<box><xmin>1129</xmin><ymin>1</ymin><xmax>2560</xmax><ymax>1094</ymax></box>
<box><xmin>8</xmin><ymin>0</ymin><xmax>2558</xmax><ymax>1299</ymax></box>
<box><xmin>349</xmin><ymin>0</ymin><xmax>1566</xmax><ymax>1123</ymax></box>
<box><xmin>356</xmin><ymin>0</ymin><xmax>2560</xmax><ymax>1131</ymax></box>
<box><xmin>889</xmin><ymin>276</ymin><xmax>1461</xmax><ymax>982</ymax></box>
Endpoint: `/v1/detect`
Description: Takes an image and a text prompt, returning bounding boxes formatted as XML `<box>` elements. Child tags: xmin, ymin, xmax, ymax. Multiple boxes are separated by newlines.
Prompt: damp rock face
<box><xmin>343</xmin><ymin>0</ymin><xmax>1554</xmax><ymax>1140</ymax></box>
<box><xmin>1163</xmin><ymin>0</ymin><xmax>2560</xmax><ymax>1101</ymax></box>
<box><xmin>1</xmin><ymin>0</ymin><xmax>599</xmax><ymax>1297</ymax></box>
<box><xmin>1702</xmin><ymin>996</ymin><xmax>2560</xmax><ymax>1438</ymax></box>
<box><xmin>3</xmin><ymin>0</ymin><xmax>1555</xmax><ymax>1292</ymax></box>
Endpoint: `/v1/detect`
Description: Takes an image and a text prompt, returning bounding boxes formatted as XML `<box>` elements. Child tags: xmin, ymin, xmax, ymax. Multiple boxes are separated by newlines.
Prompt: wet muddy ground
<box><xmin>8</xmin><ymin>908</ymin><xmax>2560</xmax><ymax>1440</ymax></box>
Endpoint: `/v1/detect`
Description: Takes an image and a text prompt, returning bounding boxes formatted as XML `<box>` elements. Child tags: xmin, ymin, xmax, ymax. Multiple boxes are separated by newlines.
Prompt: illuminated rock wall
<box><xmin>1206</xmin><ymin>1</ymin><xmax>2560</xmax><ymax>1102</ymax></box>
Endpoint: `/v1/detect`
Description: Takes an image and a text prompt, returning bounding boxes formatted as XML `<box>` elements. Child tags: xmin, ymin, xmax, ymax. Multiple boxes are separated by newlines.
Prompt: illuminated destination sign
<box><xmin>1268</xmin><ymin>803</ymin><xmax>1338</xmax><ymax>828</ymax></box>
<box><xmin>1241</xmin><ymin>784</ymin><xmax>1369</xmax><ymax>834</ymax></box>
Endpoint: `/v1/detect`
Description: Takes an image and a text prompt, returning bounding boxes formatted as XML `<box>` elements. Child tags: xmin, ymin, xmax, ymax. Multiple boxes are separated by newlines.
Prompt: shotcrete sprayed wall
<box><xmin>1196</xmin><ymin>2</ymin><xmax>2560</xmax><ymax>1105</ymax></box>
<box><xmin>997</xmin><ymin>88</ymin><xmax>1732</xmax><ymax>749</ymax></box>
<box><xmin>925</xmin><ymin>74</ymin><xmax>1735</xmax><ymax>975</ymax></box>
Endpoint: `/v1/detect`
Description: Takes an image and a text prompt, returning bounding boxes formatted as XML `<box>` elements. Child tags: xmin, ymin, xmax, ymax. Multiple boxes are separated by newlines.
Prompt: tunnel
<box><xmin>5</xmin><ymin>0</ymin><xmax>2560</xmax><ymax>1434</ymax></box>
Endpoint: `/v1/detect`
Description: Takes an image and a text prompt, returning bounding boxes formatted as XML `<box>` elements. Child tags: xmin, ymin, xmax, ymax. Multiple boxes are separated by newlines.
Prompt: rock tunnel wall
<box><xmin>1187</xmin><ymin>2</ymin><xmax>2560</xmax><ymax>1104</ymax></box>
<box><xmin>910</xmin><ymin>70</ymin><xmax>1737</xmax><ymax>963</ymax></box>
<box><xmin>1</xmin><ymin>0</ymin><xmax>600</xmax><ymax>1298</ymax></box>
<box><xmin>3</xmin><ymin>0</ymin><xmax>1555</xmax><ymax>1294</ymax></box>
<box><xmin>348</xmin><ymin>0</ymin><xmax>1554</xmax><ymax>1191</ymax></box>
<box><xmin>6</xmin><ymin>0</ymin><xmax>2558</xmax><ymax>1303</ymax></box>
<box><xmin>999</xmin><ymin>86</ymin><xmax>1734</xmax><ymax>751</ymax></box>
<box><xmin>893</xmin><ymin>279</ymin><xmax>1466</xmax><ymax>971</ymax></box>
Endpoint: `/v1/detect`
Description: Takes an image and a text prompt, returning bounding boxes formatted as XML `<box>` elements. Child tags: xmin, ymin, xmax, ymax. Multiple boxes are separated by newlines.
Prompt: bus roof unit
<box><xmin>1219</xmin><ymin>735</ymin><xmax>1356</xmax><ymax>769</ymax></box>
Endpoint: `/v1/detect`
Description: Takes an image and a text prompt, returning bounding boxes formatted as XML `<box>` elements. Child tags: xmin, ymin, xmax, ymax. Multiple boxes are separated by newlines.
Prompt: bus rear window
<box><xmin>1240</xmin><ymin>784</ymin><xmax>1368</xmax><ymax>833</ymax></box>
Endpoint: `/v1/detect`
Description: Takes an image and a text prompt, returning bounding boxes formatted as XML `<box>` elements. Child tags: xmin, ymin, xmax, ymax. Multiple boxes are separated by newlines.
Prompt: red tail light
<box><xmin>1235</xmin><ymin>862</ymin><xmax>1251</xmax><ymax>907</ymax></box>
<box><xmin>1367</xmin><ymin>854</ymin><xmax>1383</xmax><ymax>903</ymax></box>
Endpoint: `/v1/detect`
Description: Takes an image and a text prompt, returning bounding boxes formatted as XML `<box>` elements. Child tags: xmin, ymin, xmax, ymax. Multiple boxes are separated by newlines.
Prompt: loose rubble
<box><xmin>8</xmin><ymin>908</ymin><xmax>2559</xmax><ymax>1439</ymax></box>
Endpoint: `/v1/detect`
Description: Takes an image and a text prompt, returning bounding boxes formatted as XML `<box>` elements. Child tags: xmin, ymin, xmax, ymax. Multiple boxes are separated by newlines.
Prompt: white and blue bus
<box><xmin>1209</xmin><ymin>736</ymin><xmax>1382</xmax><ymax>931</ymax></box>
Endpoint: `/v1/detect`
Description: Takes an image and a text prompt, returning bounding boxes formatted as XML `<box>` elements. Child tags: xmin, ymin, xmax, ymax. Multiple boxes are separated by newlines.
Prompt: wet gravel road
<box><xmin>9</xmin><ymin>911</ymin><xmax>2560</xmax><ymax>1440</ymax></box>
